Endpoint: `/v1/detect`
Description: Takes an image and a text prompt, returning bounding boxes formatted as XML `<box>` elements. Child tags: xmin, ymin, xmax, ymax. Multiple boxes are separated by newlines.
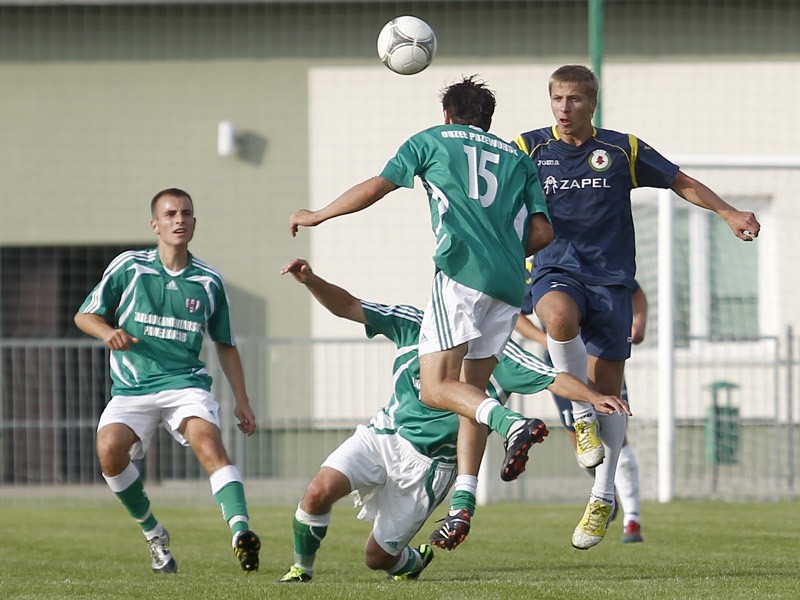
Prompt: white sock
<box><xmin>209</xmin><ymin>464</ymin><xmax>242</xmax><ymax>494</ymax></box>
<box><xmin>454</xmin><ymin>474</ymin><xmax>478</xmax><ymax>496</ymax></box>
<box><xmin>474</xmin><ymin>397</ymin><xmax>500</xmax><ymax>426</ymax></box>
<box><xmin>616</xmin><ymin>443</ymin><xmax>640</xmax><ymax>524</ymax></box>
<box><xmin>295</xmin><ymin>504</ymin><xmax>331</xmax><ymax>528</ymax></box>
<box><xmin>103</xmin><ymin>462</ymin><xmax>139</xmax><ymax>492</ymax></box>
<box><xmin>547</xmin><ymin>334</ymin><xmax>593</xmax><ymax>421</ymax></box>
<box><xmin>590</xmin><ymin>412</ymin><xmax>627</xmax><ymax>501</ymax></box>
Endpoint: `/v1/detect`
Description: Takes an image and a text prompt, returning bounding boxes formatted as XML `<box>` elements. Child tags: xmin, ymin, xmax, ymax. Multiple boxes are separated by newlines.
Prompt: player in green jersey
<box><xmin>289</xmin><ymin>77</ymin><xmax>553</xmax><ymax>546</ymax></box>
<box><xmin>277</xmin><ymin>258</ymin><xmax>630</xmax><ymax>582</ymax></box>
<box><xmin>74</xmin><ymin>188</ymin><xmax>260</xmax><ymax>574</ymax></box>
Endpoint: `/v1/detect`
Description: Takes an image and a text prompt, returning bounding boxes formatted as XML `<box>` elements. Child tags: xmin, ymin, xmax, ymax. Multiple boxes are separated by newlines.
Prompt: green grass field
<box><xmin>1</xmin><ymin>501</ymin><xmax>797</xmax><ymax>599</ymax></box>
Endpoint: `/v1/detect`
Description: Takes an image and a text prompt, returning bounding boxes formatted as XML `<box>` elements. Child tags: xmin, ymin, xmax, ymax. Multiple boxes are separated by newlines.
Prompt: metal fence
<box><xmin>0</xmin><ymin>332</ymin><xmax>797</xmax><ymax>506</ymax></box>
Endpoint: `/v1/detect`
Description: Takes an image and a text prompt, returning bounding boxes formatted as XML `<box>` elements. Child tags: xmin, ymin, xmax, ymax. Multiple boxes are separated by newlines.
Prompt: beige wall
<box><xmin>0</xmin><ymin>1</ymin><xmax>797</xmax><ymax>341</ymax></box>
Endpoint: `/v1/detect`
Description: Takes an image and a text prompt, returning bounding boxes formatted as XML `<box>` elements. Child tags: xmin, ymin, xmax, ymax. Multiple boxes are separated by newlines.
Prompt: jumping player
<box><xmin>514</xmin><ymin>65</ymin><xmax>760</xmax><ymax>549</ymax></box>
<box><xmin>289</xmin><ymin>76</ymin><xmax>553</xmax><ymax>544</ymax></box>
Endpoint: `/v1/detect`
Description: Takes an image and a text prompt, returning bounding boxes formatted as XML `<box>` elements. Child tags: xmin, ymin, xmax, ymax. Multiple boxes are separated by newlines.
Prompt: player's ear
<box><xmin>443</xmin><ymin>109</ymin><xmax>452</xmax><ymax>125</ymax></box>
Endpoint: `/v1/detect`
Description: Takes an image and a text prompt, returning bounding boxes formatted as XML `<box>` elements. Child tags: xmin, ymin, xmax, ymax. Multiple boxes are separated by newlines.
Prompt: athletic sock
<box><xmin>387</xmin><ymin>545</ymin><xmax>420</xmax><ymax>576</ymax></box>
<box><xmin>450</xmin><ymin>475</ymin><xmax>477</xmax><ymax>515</ymax></box>
<box><xmin>292</xmin><ymin>505</ymin><xmax>331</xmax><ymax>573</ymax></box>
<box><xmin>616</xmin><ymin>443</ymin><xmax>641</xmax><ymax>524</ymax></box>
<box><xmin>591</xmin><ymin>412</ymin><xmax>627</xmax><ymax>500</ymax></box>
<box><xmin>547</xmin><ymin>334</ymin><xmax>593</xmax><ymax>421</ymax></box>
<box><xmin>103</xmin><ymin>462</ymin><xmax>159</xmax><ymax>533</ymax></box>
<box><xmin>476</xmin><ymin>398</ymin><xmax>525</xmax><ymax>438</ymax></box>
<box><xmin>210</xmin><ymin>465</ymin><xmax>250</xmax><ymax>538</ymax></box>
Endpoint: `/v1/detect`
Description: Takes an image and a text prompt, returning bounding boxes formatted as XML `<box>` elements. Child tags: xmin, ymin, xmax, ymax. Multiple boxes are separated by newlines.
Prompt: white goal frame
<box><xmin>657</xmin><ymin>155</ymin><xmax>800</xmax><ymax>502</ymax></box>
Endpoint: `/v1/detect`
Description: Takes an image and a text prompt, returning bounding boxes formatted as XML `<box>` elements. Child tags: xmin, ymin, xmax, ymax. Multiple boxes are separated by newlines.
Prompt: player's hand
<box><xmin>288</xmin><ymin>209</ymin><xmax>319</xmax><ymax>237</ymax></box>
<box><xmin>280</xmin><ymin>258</ymin><xmax>314</xmax><ymax>284</ymax></box>
<box><xmin>234</xmin><ymin>401</ymin><xmax>256</xmax><ymax>436</ymax></box>
<box><xmin>593</xmin><ymin>395</ymin><xmax>632</xmax><ymax>417</ymax></box>
<box><xmin>102</xmin><ymin>328</ymin><xmax>139</xmax><ymax>351</ymax></box>
<box><xmin>725</xmin><ymin>210</ymin><xmax>760</xmax><ymax>241</ymax></box>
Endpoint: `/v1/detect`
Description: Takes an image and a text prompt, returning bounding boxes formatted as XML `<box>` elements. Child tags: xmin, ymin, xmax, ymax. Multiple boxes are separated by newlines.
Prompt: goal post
<box><xmin>656</xmin><ymin>155</ymin><xmax>800</xmax><ymax>502</ymax></box>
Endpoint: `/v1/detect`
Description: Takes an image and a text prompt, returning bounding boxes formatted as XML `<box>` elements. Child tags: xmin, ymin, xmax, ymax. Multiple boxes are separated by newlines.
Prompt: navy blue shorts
<box><xmin>530</xmin><ymin>271</ymin><xmax>633</xmax><ymax>362</ymax></box>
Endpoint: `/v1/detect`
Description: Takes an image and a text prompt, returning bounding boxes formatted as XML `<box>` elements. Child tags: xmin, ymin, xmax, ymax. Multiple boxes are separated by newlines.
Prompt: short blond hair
<box><xmin>549</xmin><ymin>65</ymin><xmax>599</xmax><ymax>102</ymax></box>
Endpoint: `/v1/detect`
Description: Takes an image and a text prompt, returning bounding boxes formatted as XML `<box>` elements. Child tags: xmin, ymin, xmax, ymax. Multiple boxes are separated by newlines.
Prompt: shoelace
<box><xmin>148</xmin><ymin>537</ymin><xmax>170</xmax><ymax>563</ymax></box>
<box><xmin>582</xmin><ymin>502</ymin><xmax>611</xmax><ymax>531</ymax></box>
<box><xmin>575</xmin><ymin>422</ymin><xmax>597</xmax><ymax>452</ymax></box>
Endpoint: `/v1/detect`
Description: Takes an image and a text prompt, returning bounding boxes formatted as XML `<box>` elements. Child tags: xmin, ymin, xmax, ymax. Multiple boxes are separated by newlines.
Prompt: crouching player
<box><xmin>278</xmin><ymin>259</ymin><xmax>630</xmax><ymax>582</ymax></box>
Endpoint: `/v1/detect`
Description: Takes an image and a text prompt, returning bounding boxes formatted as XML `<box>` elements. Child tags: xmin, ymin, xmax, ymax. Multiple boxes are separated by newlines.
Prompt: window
<box><xmin>0</xmin><ymin>245</ymin><xmax>142</xmax><ymax>338</ymax></box>
<box><xmin>633</xmin><ymin>195</ymin><xmax>766</xmax><ymax>345</ymax></box>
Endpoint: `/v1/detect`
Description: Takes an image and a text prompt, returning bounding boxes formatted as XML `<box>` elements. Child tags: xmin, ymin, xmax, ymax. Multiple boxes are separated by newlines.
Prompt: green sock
<box><xmin>486</xmin><ymin>405</ymin><xmax>525</xmax><ymax>438</ymax></box>
<box><xmin>114</xmin><ymin>477</ymin><xmax>159</xmax><ymax>532</ymax></box>
<box><xmin>214</xmin><ymin>481</ymin><xmax>249</xmax><ymax>535</ymax></box>
<box><xmin>293</xmin><ymin>515</ymin><xmax>328</xmax><ymax>570</ymax></box>
<box><xmin>449</xmin><ymin>490</ymin><xmax>476</xmax><ymax>516</ymax></box>
<box><xmin>388</xmin><ymin>546</ymin><xmax>420</xmax><ymax>575</ymax></box>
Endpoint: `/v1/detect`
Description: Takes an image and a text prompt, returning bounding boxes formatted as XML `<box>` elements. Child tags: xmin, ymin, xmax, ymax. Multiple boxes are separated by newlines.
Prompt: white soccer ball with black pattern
<box><xmin>376</xmin><ymin>16</ymin><xmax>437</xmax><ymax>75</ymax></box>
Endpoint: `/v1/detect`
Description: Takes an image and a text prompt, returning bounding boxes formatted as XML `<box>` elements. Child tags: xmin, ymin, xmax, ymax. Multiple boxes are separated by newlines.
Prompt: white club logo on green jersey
<box><xmin>588</xmin><ymin>149</ymin><xmax>611</xmax><ymax>171</ymax></box>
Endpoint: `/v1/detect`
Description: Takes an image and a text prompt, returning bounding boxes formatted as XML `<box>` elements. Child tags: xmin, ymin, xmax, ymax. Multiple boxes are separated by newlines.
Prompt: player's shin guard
<box><xmin>591</xmin><ymin>412</ymin><xmax>627</xmax><ymax>500</ymax></box>
<box><xmin>293</xmin><ymin>505</ymin><xmax>330</xmax><ymax>571</ymax></box>
<box><xmin>104</xmin><ymin>462</ymin><xmax>159</xmax><ymax>532</ymax></box>
<box><xmin>210</xmin><ymin>465</ymin><xmax>249</xmax><ymax>535</ymax></box>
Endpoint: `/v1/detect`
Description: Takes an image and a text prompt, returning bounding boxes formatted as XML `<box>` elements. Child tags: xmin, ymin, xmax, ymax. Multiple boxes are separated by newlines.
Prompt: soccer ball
<box><xmin>376</xmin><ymin>16</ymin><xmax>437</xmax><ymax>75</ymax></box>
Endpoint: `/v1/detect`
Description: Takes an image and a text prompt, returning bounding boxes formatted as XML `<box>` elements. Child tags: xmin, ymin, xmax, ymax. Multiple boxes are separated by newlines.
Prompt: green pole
<box><xmin>588</xmin><ymin>0</ymin><xmax>604</xmax><ymax>127</ymax></box>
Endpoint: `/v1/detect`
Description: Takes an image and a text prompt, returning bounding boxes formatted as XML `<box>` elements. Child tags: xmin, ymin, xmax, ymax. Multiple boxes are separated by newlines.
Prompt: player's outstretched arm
<box><xmin>215</xmin><ymin>342</ymin><xmax>256</xmax><ymax>436</ymax></box>
<box><xmin>514</xmin><ymin>314</ymin><xmax>549</xmax><ymax>346</ymax></box>
<box><xmin>671</xmin><ymin>170</ymin><xmax>761</xmax><ymax>241</ymax></box>
<box><xmin>281</xmin><ymin>258</ymin><xmax>367</xmax><ymax>324</ymax></box>
<box><xmin>548</xmin><ymin>372</ymin><xmax>632</xmax><ymax>416</ymax></box>
<box><xmin>288</xmin><ymin>176</ymin><xmax>399</xmax><ymax>237</ymax></box>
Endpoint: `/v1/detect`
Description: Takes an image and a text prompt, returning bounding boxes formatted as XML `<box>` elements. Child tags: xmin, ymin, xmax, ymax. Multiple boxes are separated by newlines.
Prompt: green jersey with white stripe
<box><xmin>379</xmin><ymin>124</ymin><xmax>549</xmax><ymax>307</ymax></box>
<box><xmin>78</xmin><ymin>248</ymin><xmax>235</xmax><ymax>396</ymax></box>
<box><xmin>363</xmin><ymin>301</ymin><xmax>560</xmax><ymax>463</ymax></box>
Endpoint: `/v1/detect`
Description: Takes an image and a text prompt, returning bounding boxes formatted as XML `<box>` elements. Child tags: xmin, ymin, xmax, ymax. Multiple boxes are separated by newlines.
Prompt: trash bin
<box><xmin>704</xmin><ymin>380</ymin><xmax>740</xmax><ymax>465</ymax></box>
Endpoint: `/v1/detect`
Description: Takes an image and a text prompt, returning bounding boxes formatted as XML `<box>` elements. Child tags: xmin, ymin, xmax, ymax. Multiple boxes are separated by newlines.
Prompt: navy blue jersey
<box><xmin>514</xmin><ymin>126</ymin><xmax>679</xmax><ymax>288</ymax></box>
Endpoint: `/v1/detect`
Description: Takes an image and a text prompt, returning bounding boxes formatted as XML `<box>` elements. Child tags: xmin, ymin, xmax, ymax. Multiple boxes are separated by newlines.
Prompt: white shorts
<box><xmin>419</xmin><ymin>271</ymin><xmax>520</xmax><ymax>360</ymax></box>
<box><xmin>97</xmin><ymin>388</ymin><xmax>220</xmax><ymax>460</ymax></box>
<box><xmin>322</xmin><ymin>424</ymin><xmax>456</xmax><ymax>556</ymax></box>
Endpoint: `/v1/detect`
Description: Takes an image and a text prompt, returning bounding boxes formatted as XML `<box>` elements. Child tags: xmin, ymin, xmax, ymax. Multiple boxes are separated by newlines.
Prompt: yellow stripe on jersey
<box><xmin>514</xmin><ymin>134</ymin><xmax>530</xmax><ymax>154</ymax></box>
<box><xmin>627</xmin><ymin>133</ymin><xmax>640</xmax><ymax>188</ymax></box>
<box><xmin>525</xmin><ymin>257</ymin><xmax>533</xmax><ymax>285</ymax></box>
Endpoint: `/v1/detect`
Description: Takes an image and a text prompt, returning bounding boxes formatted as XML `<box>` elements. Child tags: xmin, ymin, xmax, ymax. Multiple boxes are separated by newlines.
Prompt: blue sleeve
<box><xmin>632</xmin><ymin>137</ymin><xmax>680</xmax><ymax>189</ymax></box>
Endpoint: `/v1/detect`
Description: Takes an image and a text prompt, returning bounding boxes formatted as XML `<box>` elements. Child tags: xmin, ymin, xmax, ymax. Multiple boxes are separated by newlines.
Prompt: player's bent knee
<box><xmin>302</xmin><ymin>484</ymin><xmax>336</xmax><ymax>514</ymax></box>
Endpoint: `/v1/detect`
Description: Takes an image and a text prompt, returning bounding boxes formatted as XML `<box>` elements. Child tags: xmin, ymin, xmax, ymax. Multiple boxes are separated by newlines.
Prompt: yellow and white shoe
<box><xmin>574</xmin><ymin>419</ymin><xmax>605</xmax><ymax>468</ymax></box>
<box><xmin>571</xmin><ymin>498</ymin><xmax>614</xmax><ymax>550</ymax></box>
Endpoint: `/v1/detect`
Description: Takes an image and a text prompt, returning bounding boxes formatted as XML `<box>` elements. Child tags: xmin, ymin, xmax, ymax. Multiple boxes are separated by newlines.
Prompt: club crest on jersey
<box><xmin>588</xmin><ymin>149</ymin><xmax>611</xmax><ymax>171</ymax></box>
<box><xmin>185</xmin><ymin>298</ymin><xmax>201</xmax><ymax>313</ymax></box>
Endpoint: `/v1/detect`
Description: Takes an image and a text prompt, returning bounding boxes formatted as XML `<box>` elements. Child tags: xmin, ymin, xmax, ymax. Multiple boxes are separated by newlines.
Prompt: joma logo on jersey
<box><xmin>537</xmin><ymin>159</ymin><xmax>560</xmax><ymax>166</ymax></box>
<box><xmin>543</xmin><ymin>177</ymin><xmax>611</xmax><ymax>194</ymax></box>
